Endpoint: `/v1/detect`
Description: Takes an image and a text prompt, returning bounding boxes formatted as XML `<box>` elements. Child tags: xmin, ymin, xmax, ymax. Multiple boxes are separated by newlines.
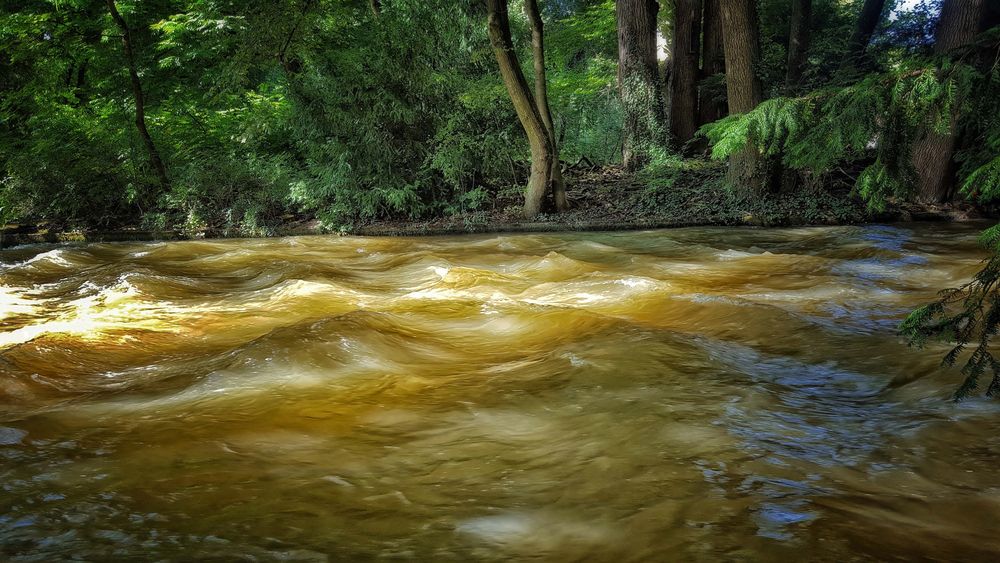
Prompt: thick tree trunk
<box><xmin>785</xmin><ymin>0</ymin><xmax>812</xmax><ymax>89</ymax></box>
<box><xmin>670</xmin><ymin>0</ymin><xmax>702</xmax><ymax>149</ymax></box>
<box><xmin>720</xmin><ymin>0</ymin><xmax>768</xmax><ymax>193</ymax></box>
<box><xmin>616</xmin><ymin>0</ymin><xmax>665</xmax><ymax>170</ymax></box>
<box><xmin>525</xmin><ymin>0</ymin><xmax>567</xmax><ymax>211</ymax></box>
<box><xmin>106</xmin><ymin>0</ymin><xmax>169</xmax><ymax>190</ymax></box>
<box><xmin>841</xmin><ymin>0</ymin><xmax>887</xmax><ymax>71</ymax></box>
<box><xmin>912</xmin><ymin>0</ymin><xmax>986</xmax><ymax>203</ymax></box>
<box><xmin>697</xmin><ymin>0</ymin><xmax>725</xmax><ymax>126</ymax></box>
<box><xmin>984</xmin><ymin>2</ymin><xmax>1000</xmax><ymax>31</ymax></box>
<box><xmin>487</xmin><ymin>0</ymin><xmax>553</xmax><ymax>219</ymax></box>
<box><xmin>76</xmin><ymin>61</ymin><xmax>87</xmax><ymax>89</ymax></box>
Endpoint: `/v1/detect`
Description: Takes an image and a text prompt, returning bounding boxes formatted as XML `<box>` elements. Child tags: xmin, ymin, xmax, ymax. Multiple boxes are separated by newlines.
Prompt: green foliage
<box><xmin>955</xmin><ymin>49</ymin><xmax>1000</xmax><ymax>201</ymax></box>
<box><xmin>545</xmin><ymin>0</ymin><xmax>616</xmax><ymax>69</ymax></box>
<box><xmin>757</xmin><ymin>0</ymin><xmax>861</xmax><ymax>93</ymax></box>
<box><xmin>699</xmin><ymin>58</ymin><xmax>992</xmax><ymax>209</ymax></box>
<box><xmin>901</xmin><ymin>224</ymin><xmax>1000</xmax><ymax>399</ymax></box>
<box><xmin>2</xmin><ymin>0</ymin><xmax>995</xmax><ymax>245</ymax></box>
<box><xmin>546</xmin><ymin>0</ymin><xmax>621</xmax><ymax>164</ymax></box>
<box><xmin>963</xmin><ymin>155</ymin><xmax>1000</xmax><ymax>199</ymax></box>
<box><xmin>428</xmin><ymin>76</ymin><xmax>521</xmax><ymax>206</ymax></box>
<box><xmin>0</xmin><ymin>0</ymin><xmax>629</xmax><ymax>231</ymax></box>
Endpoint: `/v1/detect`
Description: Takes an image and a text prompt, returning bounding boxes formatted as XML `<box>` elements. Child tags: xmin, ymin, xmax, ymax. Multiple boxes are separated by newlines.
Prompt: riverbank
<box><xmin>0</xmin><ymin>165</ymin><xmax>991</xmax><ymax>248</ymax></box>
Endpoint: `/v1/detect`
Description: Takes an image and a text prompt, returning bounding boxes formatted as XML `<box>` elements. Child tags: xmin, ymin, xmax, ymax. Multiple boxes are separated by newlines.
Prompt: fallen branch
<box><xmin>565</xmin><ymin>155</ymin><xmax>595</xmax><ymax>171</ymax></box>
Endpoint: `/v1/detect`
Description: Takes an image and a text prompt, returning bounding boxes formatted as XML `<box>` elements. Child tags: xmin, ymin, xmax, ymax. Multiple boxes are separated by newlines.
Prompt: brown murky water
<box><xmin>2</xmin><ymin>224</ymin><xmax>1000</xmax><ymax>561</ymax></box>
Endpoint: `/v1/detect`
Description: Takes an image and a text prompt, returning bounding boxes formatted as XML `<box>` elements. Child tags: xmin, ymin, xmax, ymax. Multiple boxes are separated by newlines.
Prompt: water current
<box><xmin>1</xmin><ymin>224</ymin><xmax>999</xmax><ymax>560</ymax></box>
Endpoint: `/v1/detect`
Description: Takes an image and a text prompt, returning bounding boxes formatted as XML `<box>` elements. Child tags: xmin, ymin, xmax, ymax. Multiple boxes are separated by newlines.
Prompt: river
<box><xmin>1</xmin><ymin>223</ymin><xmax>999</xmax><ymax>560</ymax></box>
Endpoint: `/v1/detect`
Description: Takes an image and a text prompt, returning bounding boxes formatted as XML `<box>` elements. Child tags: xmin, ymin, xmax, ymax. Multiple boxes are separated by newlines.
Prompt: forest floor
<box><xmin>351</xmin><ymin>163</ymin><xmax>989</xmax><ymax>235</ymax></box>
<box><xmin>0</xmin><ymin>164</ymin><xmax>992</xmax><ymax>248</ymax></box>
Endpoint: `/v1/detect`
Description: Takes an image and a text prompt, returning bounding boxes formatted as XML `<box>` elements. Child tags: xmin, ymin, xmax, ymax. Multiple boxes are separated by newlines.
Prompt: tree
<box><xmin>525</xmin><ymin>0</ymin><xmax>568</xmax><ymax>211</ymax></box>
<box><xmin>616</xmin><ymin>0</ymin><xmax>665</xmax><ymax>170</ymax></box>
<box><xmin>106</xmin><ymin>0</ymin><xmax>169</xmax><ymax>190</ymax></box>
<box><xmin>720</xmin><ymin>0</ymin><xmax>767</xmax><ymax>192</ymax></box>
<box><xmin>785</xmin><ymin>0</ymin><xmax>812</xmax><ymax>89</ymax></box>
<box><xmin>486</xmin><ymin>0</ymin><xmax>555</xmax><ymax>218</ymax></box>
<box><xmin>911</xmin><ymin>0</ymin><xmax>987</xmax><ymax>203</ymax></box>
<box><xmin>670</xmin><ymin>0</ymin><xmax>702</xmax><ymax>149</ymax></box>
<box><xmin>697</xmin><ymin>0</ymin><xmax>725</xmax><ymax>127</ymax></box>
<box><xmin>841</xmin><ymin>0</ymin><xmax>887</xmax><ymax>71</ymax></box>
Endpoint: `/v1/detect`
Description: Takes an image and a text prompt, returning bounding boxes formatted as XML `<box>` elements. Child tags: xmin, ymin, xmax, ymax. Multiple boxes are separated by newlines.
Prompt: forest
<box><xmin>1</xmin><ymin>0</ymin><xmax>997</xmax><ymax>231</ymax></box>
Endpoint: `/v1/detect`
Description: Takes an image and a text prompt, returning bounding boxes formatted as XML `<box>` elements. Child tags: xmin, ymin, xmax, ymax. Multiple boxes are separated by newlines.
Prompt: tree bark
<box><xmin>670</xmin><ymin>0</ymin><xmax>702</xmax><ymax>149</ymax></box>
<box><xmin>912</xmin><ymin>0</ymin><xmax>986</xmax><ymax>203</ymax></box>
<box><xmin>697</xmin><ymin>0</ymin><xmax>725</xmax><ymax>126</ymax></box>
<box><xmin>106</xmin><ymin>0</ymin><xmax>169</xmax><ymax>190</ymax></box>
<box><xmin>616</xmin><ymin>0</ymin><xmax>666</xmax><ymax>170</ymax></box>
<box><xmin>524</xmin><ymin>0</ymin><xmax>567</xmax><ymax>211</ymax></box>
<box><xmin>721</xmin><ymin>0</ymin><xmax>767</xmax><ymax>193</ymax></box>
<box><xmin>487</xmin><ymin>0</ymin><xmax>553</xmax><ymax>219</ymax></box>
<box><xmin>841</xmin><ymin>0</ymin><xmax>887</xmax><ymax>71</ymax></box>
<box><xmin>984</xmin><ymin>2</ymin><xmax>1000</xmax><ymax>31</ymax></box>
<box><xmin>785</xmin><ymin>0</ymin><xmax>812</xmax><ymax>89</ymax></box>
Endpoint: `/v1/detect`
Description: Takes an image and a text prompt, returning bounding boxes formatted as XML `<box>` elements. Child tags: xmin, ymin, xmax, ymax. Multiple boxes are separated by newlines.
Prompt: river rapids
<box><xmin>2</xmin><ymin>224</ymin><xmax>999</xmax><ymax>560</ymax></box>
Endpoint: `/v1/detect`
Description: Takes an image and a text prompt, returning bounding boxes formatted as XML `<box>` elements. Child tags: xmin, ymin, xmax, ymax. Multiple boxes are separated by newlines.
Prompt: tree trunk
<box><xmin>659</xmin><ymin>23</ymin><xmax>674</xmax><ymax>136</ymax></box>
<box><xmin>721</xmin><ymin>0</ymin><xmax>768</xmax><ymax>193</ymax></box>
<box><xmin>841</xmin><ymin>0</ymin><xmax>887</xmax><ymax>71</ymax></box>
<box><xmin>670</xmin><ymin>0</ymin><xmax>702</xmax><ymax>149</ymax></box>
<box><xmin>984</xmin><ymin>2</ymin><xmax>1000</xmax><ymax>31</ymax></box>
<box><xmin>106</xmin><ymin>0</ymin><xmax>169</xmax><ymax>190</ymax></box>
<box><xmin>912</xmin><ymin>0</ymin><xmax>986</xmax><ymax>203</ymax></box>
<box><xmin>616</xmin><ymin>0</ymin><xmax>665</xmax><ymax>171</ymax></box>
<box><xmin>525</xmin><ymin>0</ymin><xmax>567</xmax><ymax>211</ymax></box>
<box><xmin>785</xmin><ymin>0</ymin><xmax>811</xmax><ymax>89</ymax></box>
<box><xmin>487</xmin><ymin>0</ymin><xmax>553</xmax><ymax>219</ymax></box>
<box><xmin>698</xmin><ymin>0</ymin><xmax>725</xmax><ymax>126</ymax></box>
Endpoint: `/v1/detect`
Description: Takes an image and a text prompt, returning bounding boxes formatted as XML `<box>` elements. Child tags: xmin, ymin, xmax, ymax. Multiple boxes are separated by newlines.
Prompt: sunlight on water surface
<box><xmin>2</xmin><ymin>224</ymin><xmax>1000</xmax><ymax>560</ymax></box>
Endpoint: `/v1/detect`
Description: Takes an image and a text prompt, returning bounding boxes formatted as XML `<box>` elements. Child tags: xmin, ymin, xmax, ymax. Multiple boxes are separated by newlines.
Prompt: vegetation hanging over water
<box><xmin>902</xmin><ymin>224</ymin><xmax>1000</xmax><ymax>400</ymax></box>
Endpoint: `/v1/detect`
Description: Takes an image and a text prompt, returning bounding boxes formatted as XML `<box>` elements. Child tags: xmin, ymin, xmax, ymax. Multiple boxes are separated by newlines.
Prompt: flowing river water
<box><xmin>2</xmin><ymin>223</ymin><xmax>1000</xmax><ymax>561</ymax></box>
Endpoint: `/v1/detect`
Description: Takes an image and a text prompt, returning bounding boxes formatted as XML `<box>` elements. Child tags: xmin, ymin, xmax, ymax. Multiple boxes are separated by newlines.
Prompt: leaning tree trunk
<box><xmin>525</xmin><ymin>0</ymin><xmax>568</xmax><ymax>211</ymax></box>
<box><xmin>487</xmin><ymin>0</ymin><xmax>553</xmax><ymax>219</ymax></box>
<box><xmin>840</xmin><ymin>0</ymin><xmax>887</xmax><ymax>72</ymax></box>
<box><xmin>721</xmin><ymin>0</ymin><xmax>768</xmax><ymax>193</ymax></box>
<box><xmin>670</xmin><ymin>0</ymin><xmax>702</xmax><ymax>149</ymax></box>
<box><xmin>697</xmin><ymin>0</ymin><xmax>725</xmax><ymax>126</ymax></box>
<box><xmin>106</xmin><ymin>0</ymin><xmax>169</xmax><ymax>190</ymax></box>
<box><xmin>785</xmin><ymin>0</ymin><xmax>812</xmax><ymax>89</ymax></box>
<box><xmin>616</xmin><ymin>0</ymin><xmax>665</xmax><ymax>171</ymax></box>
<box><xmin>912</xmin><ymin>0</ymin><xmax>986</xmax><ymax>204</ymax></box>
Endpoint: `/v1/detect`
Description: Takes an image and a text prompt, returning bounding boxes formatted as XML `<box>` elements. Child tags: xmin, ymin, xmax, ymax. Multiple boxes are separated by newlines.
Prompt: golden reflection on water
<box><xmin>2</xmin><ymin>224</ymin><xmax>1000</xmax><ymax>560</ymax></box>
